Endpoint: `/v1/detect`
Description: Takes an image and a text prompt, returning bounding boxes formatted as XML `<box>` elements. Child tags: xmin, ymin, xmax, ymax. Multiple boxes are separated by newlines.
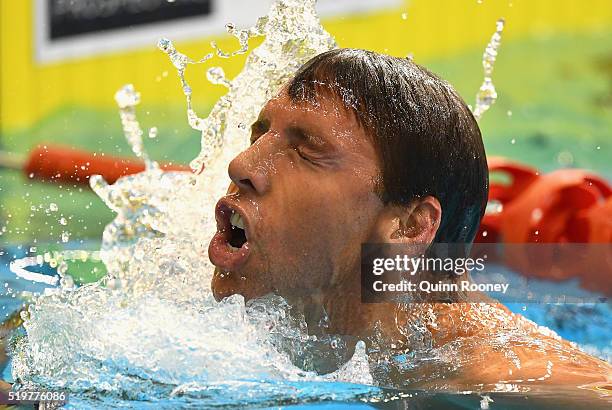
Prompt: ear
<box><xmin>369</xmin><ymin>196</ymin><xmax>442</xmax><ymax>245</ymax></box>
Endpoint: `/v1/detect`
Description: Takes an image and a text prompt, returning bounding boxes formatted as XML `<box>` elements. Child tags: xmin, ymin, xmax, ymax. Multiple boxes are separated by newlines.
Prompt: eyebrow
<box><xmin>286</xmin><ymin>125</ymin><xmax>328</xmax><ymax>150</ymax></box>
<box><xmin>250</xmin><ymin>117</ymin><xmax>328</xmax><ymax>148</ymax></box>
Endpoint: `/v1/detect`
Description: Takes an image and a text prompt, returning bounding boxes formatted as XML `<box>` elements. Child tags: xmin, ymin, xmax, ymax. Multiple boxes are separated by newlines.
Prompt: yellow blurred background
<box><xmin>2</xmin><ymin>0</ymin><xmax>610</xmax><ymax>129</ymax></box>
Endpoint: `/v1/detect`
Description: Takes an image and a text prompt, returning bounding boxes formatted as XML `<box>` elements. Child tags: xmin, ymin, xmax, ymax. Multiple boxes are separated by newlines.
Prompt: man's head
<box><xmin>209</xmin><ymin>48</ymin><xmax>488</xmax><ymax>302</ymax></box>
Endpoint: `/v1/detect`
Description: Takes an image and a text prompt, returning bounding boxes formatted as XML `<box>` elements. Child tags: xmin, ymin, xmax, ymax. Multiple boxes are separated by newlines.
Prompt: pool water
<box><xmin>1</xmin><ymin>243</ymin><xmax>610</xmax><ymax>409</ymax></box>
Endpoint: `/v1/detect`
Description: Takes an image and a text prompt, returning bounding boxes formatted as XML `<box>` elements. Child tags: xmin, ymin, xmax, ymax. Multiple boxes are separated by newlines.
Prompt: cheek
<box><xmin>334</xmin><ymin>184</ymin><xmax>383</xmax><ymax>264</ymax></box>
<box><xmin>263</xmin><ymin>170</ymin><xmax>381</xmax><ymax>275</ymax></box>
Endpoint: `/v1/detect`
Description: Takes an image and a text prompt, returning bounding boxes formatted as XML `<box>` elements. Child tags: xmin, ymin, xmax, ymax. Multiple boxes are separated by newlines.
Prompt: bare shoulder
<box><xmin>400</xmin><ymin>303</ymin><xmax>611</xmax><ymax>389</ymax></box>
<box><xmin>460</xmin><ymin>338</ymin><xmax>610</xmax><ymax>387</ymax></box>
<box><xmin>449</xmin><ymin>309</ymin><xmax>611</xmax><ymax>388</ymax></box>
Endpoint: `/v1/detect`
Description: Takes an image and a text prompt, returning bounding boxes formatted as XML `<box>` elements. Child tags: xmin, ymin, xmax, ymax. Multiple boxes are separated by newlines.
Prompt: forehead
<box><xmin>259</xmin><ymin>88</ymin><xmax>371</xmax><ymax>150</ymax></box>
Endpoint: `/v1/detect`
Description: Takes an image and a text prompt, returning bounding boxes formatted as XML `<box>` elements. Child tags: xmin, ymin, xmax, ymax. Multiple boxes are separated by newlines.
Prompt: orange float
<box><xmin>477</xmin><ymin>157</ymin><xmax>611</xmax><ymax>295</ymax></box>
<box><xmin>0</xmin><ymin>144</ymin><xmax>191</xmax><ymax>186</ymax></box>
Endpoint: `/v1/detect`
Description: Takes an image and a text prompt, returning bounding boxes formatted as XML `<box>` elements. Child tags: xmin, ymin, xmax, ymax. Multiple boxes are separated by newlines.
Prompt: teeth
<box><xmin>230</xmin><ymin>211</ymin><xmax>245</xmax><ymax>229</ymax></box>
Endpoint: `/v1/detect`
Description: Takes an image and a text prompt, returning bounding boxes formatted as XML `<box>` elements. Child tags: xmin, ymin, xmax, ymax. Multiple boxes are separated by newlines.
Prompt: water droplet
<box><xmin>207</xmin><ymin>67</ymin><xmax>231</xmax><ymax>88</ymax></box>
<box><xmin>480</xmin><ymin>395</ymin><xmax>493</xmax><ymax>409</ymax></box>
<box><xmin>485</xmin><ymin>199</ymin><xmax>503</xmax><ymax>214</ymax></box>
<box><xmin>157</xmin><ymin>37</ymin><xmax>173</xmax><ymax>53</ymax></box>
<box><xmin>531</xmin><ymin>208</ymin><xmax>543</xmax><ymax>222</ymax></box>
<box><xmin>472</xmin><ymin>18</ymin><xmax>505</xmax><ymax>120</ymax></box>
<box><xmin>556</xmin><ymin>150</ymin><xmax>573</xmax><ymax>167</ymax></box>
<box><xmin>114</xmin><ymin>84</ymin><xmax>141</xmax><ymax>109</ymax></box>
<box><xmin>60</xmin><ymin>275</ymin><xmax>75</xmax><ymax>289</ymax></box>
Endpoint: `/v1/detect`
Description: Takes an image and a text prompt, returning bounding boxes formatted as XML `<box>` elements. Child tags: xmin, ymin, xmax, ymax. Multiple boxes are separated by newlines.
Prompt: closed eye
<box><xmin>295</xmin><ymin>146</ymin><xmax>313</xmax><ymax>162</ymax></box>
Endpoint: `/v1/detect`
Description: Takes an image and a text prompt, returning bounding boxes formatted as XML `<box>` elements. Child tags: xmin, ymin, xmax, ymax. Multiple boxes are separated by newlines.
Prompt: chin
<box><xmin>211</xmin><ymin>266</ymin><xmax>271</xmax><ymax>302</ymax></box>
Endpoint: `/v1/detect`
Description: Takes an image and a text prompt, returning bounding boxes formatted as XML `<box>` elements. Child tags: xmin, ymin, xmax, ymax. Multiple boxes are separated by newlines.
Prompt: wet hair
<box><xmin>287</xmin><ymin>48</ymin><xmax>488</xmax><ymax>244</ymax></box>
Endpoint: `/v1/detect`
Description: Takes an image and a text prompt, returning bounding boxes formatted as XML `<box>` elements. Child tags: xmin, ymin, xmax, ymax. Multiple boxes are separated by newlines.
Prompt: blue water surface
<box><xmin>1</xmin><ymin>243</ymin><xmax>610</xmax><ymax>409</ymax></box>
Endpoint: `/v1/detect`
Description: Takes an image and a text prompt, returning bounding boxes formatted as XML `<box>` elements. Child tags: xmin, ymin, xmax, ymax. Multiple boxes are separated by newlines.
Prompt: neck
<box><xmin>286</xmin><ymin>269</ymin><xmax>482</xmax><ymax>344</ymax></box>
<box><xmin>288</xmin><ymin>266</ymin><xmax>397</xmax><ymax>339</ymax></box>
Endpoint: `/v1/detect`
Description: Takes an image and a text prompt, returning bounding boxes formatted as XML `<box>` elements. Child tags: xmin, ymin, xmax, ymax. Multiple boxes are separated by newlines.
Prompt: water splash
<box><xmin>114</xmin><ymin>84</ymin><xmax>157</xmax><ymax>171</ymax></box>
<box><xmin>9</xmin><ymin>0</ymin><xmax>373</xmax><ymax>404</ymax></box>
<box><xmin>472</xmin><ymin>18</ymin><xmax>505</xmax><ymax>120</ymax></box>
<box><xmin>160</xmin><ymin>1</ymin><xmax>335</xmax><ymax>172</ymax></box>
<box><xmin>211</xmin><ymin>22</ymin><xmax>252</xmax><ymax>58</ymax></box>
<box><xmin>157</xmin><ymin>37</ymin><xmax>213</xmax><ymax>142</ymax></box>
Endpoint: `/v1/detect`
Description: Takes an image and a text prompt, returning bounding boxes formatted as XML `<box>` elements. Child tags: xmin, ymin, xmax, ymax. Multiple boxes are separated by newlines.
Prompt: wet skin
<box><xmin>209</xmin><ymin>89</ymin><xmax>420</xmax><ymax>313</ymax></box>
<box><xmin>208</xmin><ymin>89</ymin><xmax>612</xmax><ymax>391</ymax></box>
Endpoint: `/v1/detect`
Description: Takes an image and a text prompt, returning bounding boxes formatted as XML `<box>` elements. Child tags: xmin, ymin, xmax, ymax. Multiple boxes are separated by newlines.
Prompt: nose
<box><xmin>227</xmin><ymin>146</ymin><xmax>270</xmax><ymax>195</ymax></box>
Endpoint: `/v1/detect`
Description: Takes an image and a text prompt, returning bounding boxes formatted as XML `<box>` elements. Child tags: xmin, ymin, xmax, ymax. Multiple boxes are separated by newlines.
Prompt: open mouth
<box><xmin>228</xmin><ymin>211</ymin><xmax>247</xmax><ymax>249</ymax></box>
<box><xmin>208</xmin><ymin>199</ymin><xmax>252</xmax><ymax>271</ymax></box>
